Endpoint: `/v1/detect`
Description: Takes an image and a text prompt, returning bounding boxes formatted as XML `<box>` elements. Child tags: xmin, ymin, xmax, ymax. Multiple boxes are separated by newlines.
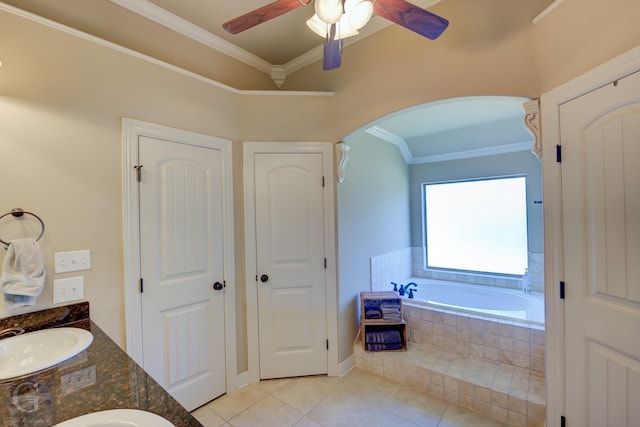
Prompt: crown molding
<box><xmin>1</xmin><ymin>1</ymin><xmax>334</xmax><ymax>96</ymax></box>
<box><xmin>109</xmin><ymin>0</ymin><xmax>443</xmax><ymax>86</ymax></box>
<box><xmin>409</xmin><ymin>140</ymin><xmax>533</xmax><ymax>164</ymax></box>
<box><xmin>532</xmin><ymin>0</ymin><xmax>565</xmax><ymax>24</ymax></box>
<box><xmin>366</xmin><ymin>126</ymin><xmax>533</xmax><ymax>164</ymax></box>
<box><xmin>366</xmin><ymin>126</ymin><xmax>413</xmax><ymax>163</ymax></box>
<box><xmin>109</xmin><ymin>0</ymin><xmax>274</xmax><ymax>74</ymax></box>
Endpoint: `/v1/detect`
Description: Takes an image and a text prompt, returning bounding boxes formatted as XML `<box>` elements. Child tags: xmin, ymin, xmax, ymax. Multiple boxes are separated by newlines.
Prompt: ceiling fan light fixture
<box><xmin>315</xmin><ymin>0</ymin><xmax>343</xmax><ymax>24</ymax></box>
<box><xmin>306</xmin><ymin>14</ymin><xmax>329</xmax><ymax>37</ymax></box>
<box><xmin>307</xmin><ymin>13</ymin><xmax>358</xmax><ymax>40</ymax></box>
<box><xmin>344</xmin><ymin>0</ymin><xmax>373</xmax><ymax>30</ymax></box>
<box><xmin>335</xmin><ymin>14</ymin><xmax>359</xmax><ymax>39</ymax></box>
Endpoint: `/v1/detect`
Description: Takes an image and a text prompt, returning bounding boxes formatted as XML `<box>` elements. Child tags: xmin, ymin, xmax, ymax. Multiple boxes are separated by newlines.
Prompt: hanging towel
<box><xmin>1</xmin><ymin>238</ymin><xmax>46</xmax><ymax>309</ymax></box>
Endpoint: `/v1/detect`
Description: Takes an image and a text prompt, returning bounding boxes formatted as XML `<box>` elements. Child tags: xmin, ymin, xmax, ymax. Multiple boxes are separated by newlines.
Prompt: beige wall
<box><xmin>1</xmin><ymin>0</ymin><xmax>639</xmax><ymax>374</ymax></box>
<box><xmin>533</xmin><ymin>0</ymin><xmax>640</xmax><ymax>93</ymax></box>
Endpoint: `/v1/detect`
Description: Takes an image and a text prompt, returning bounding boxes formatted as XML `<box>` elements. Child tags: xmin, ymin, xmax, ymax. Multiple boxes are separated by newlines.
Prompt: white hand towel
<box><xmin>1</xmin><ymin>238</ymin><xmax>46</xmax><ymax>309</ymax></box>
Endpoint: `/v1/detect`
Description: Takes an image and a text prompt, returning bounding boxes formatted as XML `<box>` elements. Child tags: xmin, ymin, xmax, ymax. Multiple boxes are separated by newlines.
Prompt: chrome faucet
<box><xmin>0</xmin><ymin>327</ymin><xmax>25</xmax><ymax>340</ymax></box>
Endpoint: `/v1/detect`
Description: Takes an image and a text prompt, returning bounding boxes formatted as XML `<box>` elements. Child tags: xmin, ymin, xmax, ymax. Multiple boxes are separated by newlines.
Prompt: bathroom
<box><xmin>338</xmin><ymin>96</ymin><xmax>545</xmax><ymax>425</ymax></box>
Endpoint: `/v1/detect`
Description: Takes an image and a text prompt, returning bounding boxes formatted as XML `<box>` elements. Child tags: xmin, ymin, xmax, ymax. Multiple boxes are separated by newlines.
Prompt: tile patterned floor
<box><xmin>191</xmin><ymin>368</ymin><xmax>507</xmax><ymax>427</ymax></box>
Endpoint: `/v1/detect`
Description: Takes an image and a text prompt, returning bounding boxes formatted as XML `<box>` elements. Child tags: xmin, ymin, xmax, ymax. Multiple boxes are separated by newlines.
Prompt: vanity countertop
<box><xmin>0</xmin><ymin>303</ymin><xmax>202</xmax><ymax>427</ymax></box>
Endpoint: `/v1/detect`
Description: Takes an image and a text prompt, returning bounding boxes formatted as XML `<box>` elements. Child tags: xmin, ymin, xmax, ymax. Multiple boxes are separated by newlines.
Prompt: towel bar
<box><xmin>0</xmin><ymin>208</ymin><xmax>45</xmax><ymax>246</ymax></box>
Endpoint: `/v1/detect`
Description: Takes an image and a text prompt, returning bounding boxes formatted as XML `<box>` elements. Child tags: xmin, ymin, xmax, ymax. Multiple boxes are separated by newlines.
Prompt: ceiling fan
<box><xmin>222</xmin><ymin>0</ymin><xmax>449</xmax><ymax>70</ymax></box>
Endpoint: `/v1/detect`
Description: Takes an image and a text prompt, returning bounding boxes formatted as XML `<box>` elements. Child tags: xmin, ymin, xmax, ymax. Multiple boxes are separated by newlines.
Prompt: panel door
<box><xmin>560</xmin><ymin>70</ymin><xmax>640</xmax><ymax>426</ymax></box>
<box><xmin>138</xmin><ymin>135</ymin><xmax>226</xmax><ymax>411</ymax></box>
<box><xmin>254</xmin><ymin>152</ymin><xmax>328</xmax><ymax>379</ymax></box>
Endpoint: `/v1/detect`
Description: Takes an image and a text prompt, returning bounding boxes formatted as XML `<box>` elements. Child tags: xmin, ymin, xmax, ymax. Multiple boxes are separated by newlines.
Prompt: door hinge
<box><xmin>560</xmin><ymin>281</ymin><xmax>565</xmax><ymax>299</ymax></box>
<box><xmin>134</xmin><ymin>164</ymin><xmax>143</xmax><ymax>182</ymax></box>
<box><xmin>322</xmin><ymin>176</ymin><xmax>325</xmax><ymax>188</ymax></box>
<box><xmin>561</xmin><ymin>415</ymin><xmax>566</xmax><ymax>427</ymax></box>
<box><xmin>139</xmin><ymin>277</ymin><xmax>144</xmax><ymax>293</ymax></box>
<box><xmin>326</xmin><ymin>339</ymin><xmax>329</xmax><ymax>350</ymax></box>
<box><xmin>324</xmin><ymin>258</ymin><xmax>327</xmax><ymax>269</ymax></box>
<box><xmin>556</xmin><ymin>145</ymin><xmax>562</xmax><ymax>163</ymax></box>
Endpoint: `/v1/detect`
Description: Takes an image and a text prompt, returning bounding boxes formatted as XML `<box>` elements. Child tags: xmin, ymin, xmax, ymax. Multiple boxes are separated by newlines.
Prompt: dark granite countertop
<box><xmin>0</xmin><ymin>302</ymin><xmax>202</xmax><ymax>427</ymax></box>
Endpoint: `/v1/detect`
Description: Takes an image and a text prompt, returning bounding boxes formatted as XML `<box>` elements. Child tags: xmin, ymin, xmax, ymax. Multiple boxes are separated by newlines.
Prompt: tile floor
<box><xmin>191</xmin><ymin>368</ymin><xmax>507</xmax><ymax>427</ymax></box>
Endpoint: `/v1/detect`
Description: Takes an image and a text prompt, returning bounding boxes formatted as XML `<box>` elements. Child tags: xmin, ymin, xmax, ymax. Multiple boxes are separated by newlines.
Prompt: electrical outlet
<box><xmin>54</xmin><ymin>250</ymin><xmax>91</xmax><ymax>273</ymax></box>
<box><xmin>61</xmin><ymin>365</ymin><xmax>96</xmax><ymax>395</ymax></box>
<box><xmin>53</xmin><ymin>276</ymin><xmax>84</xmax><ymax>304</ymax></box>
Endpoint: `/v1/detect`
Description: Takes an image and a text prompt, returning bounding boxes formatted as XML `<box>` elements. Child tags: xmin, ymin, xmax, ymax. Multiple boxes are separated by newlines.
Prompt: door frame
<box><xmin>541</xmin><ymin>44</ymin><xmax>640</xmax><ymax>426</ymax></box>
<box><xmin>243</xmin><ymin>141</ymin><xmax>339</xmax><ymax>383</ymax></box>
<box><xmin>121</xmin><ymin>118</ymin><xmax>238</xmax><ymax>394</ymax></box>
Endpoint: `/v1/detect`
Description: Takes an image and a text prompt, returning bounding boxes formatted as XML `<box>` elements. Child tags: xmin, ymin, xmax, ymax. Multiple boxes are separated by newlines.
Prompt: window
<box><xmin>424</xmin><ymin>176</ymin><xmax>528</xmax><ymax>276</ymax></box>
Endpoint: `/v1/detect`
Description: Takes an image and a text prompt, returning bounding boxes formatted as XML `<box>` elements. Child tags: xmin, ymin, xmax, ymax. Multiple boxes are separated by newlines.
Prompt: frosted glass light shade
<box><xmin>307</xmin><ymin>14</ymin><xmax>329</xmax><ymax>37</ymax></box>
<box><xmin>315</xmin><ymin>0</ymin><xmax>343</xmax><ymax>24</ymax></box>
<box><xmin>344</xmin><ymin>0</ymin><xmax>373</xmax><ymax>30</ymax></box>
<box><xmin>307</xmin><ymin>13</ymin><xmax>359</xmax><ymax>39</ymax></box>
<box><xmin>335</xmin><ymin>14</ymin><xmax>359</xmax><ymax>39</ymax></box>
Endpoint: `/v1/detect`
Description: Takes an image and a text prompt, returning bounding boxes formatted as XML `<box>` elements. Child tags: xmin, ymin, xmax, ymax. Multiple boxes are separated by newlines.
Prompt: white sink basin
<box><xmin>54</xmin><ymin>409</ymin><xmax>175</xmax><ymax>426</ymax></box>
<box><xmin>0</xmin><ymin>327</ymin><xmax>93</xmax><ymax>380</ymax></box>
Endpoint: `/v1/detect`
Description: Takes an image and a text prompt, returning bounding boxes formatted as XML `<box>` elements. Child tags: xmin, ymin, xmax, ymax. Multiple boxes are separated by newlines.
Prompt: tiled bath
<box><xmin>354</xmin><ymin>303</ymin><xmax>546</xmax><ymax>427</ymax></box>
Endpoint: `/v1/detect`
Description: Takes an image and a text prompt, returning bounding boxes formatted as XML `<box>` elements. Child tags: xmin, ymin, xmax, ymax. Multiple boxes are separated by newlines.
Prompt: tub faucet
<box><xmin>399</xmin><ymin>282</ymin><xmax>417</xmax><ymax>296</ymax></box>
<box><xmin>0</xmin><ymin>327</ymin><xmax>25</xmax><ymax>340</ymax></box>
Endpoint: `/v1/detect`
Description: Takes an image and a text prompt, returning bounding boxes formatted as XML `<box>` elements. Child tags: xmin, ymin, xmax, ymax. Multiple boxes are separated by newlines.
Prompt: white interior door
<box><xmin>254</xmin><ymin>152</ymin><xmax>328</xmax><ymax>379</ymax></box>
<box><xmin>138</xmin><ymin>135</ymin><xmax>226</xmax><ymax>411</ymax></box>
<box><xmin>560</xmin><ymin>70</ymin><xmax>640</xmax><ymax>426</ymax></box>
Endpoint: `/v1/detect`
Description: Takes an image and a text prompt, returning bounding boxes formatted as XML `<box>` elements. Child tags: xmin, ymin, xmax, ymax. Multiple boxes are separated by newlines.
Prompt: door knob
<box><xmin>260</xmin><ymin>274</ymin><xmax>269</xmax><ymax>283</ymax></box>
<box><xmin>213</xmin><ymin>281</ymin><xmax>224</xmax><ymax>291</ymax></box>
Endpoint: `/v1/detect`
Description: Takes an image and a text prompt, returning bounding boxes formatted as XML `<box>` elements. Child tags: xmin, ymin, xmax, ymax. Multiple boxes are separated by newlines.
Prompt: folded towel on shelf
<box><xmin>1</xmin><ymin>238</ymin><xmax>46</xmax><ymax>309</ymax></box>
<box><xmin>365</xmin><ymin>330</ymin><xmax>402</xmax><ymax>344</ymax></box>
<box><xmin>366</xmin><ymin>342</ymin><xmax>404</xmax><ymax>351</ymax></box>
<box><xmin>364</xmin><ymin>308</ymin><xmax>382</xmax><ymax>319</ymax></box>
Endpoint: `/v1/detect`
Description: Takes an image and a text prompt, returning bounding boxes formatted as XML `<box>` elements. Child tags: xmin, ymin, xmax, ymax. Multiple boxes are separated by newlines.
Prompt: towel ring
<box><xmin>0</xmin><ymin>208</ymin><xmax>45</xmax><ymax>246</ymax></box>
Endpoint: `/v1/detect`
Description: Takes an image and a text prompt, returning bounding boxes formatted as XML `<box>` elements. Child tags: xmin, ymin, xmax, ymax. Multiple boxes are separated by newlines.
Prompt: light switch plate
<box><xmin>53</xmin><ymin>276</ymin><xmax>84</xmax><ymax>304</ymax></box>
<box><xmin>54</xmin><ymin>250</ymin><xmax>91</xmax><ymax>273</ymax></box>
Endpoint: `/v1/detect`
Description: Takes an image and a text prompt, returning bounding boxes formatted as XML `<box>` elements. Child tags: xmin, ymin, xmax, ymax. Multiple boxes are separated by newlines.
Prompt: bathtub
<box><xmin>397</xmin><ymin>278</ymin><xmax>545</xmax><ymax>325</ymax></box>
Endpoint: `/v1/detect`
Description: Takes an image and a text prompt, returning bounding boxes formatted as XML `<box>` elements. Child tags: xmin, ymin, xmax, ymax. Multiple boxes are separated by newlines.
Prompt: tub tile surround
<box><xmin>371</xmin><ymin>247</ymin><xmax>544</xmax><ymax>293</ymax></box>
<box><xmin>355</xmin><ymin>304</ymin><xmax>546</xmax><ymax>427</ymax></box>
<box><xmin>367</xmin><ymin>249</ymin><xmax>546</xmax><ymax>425</ymax></box>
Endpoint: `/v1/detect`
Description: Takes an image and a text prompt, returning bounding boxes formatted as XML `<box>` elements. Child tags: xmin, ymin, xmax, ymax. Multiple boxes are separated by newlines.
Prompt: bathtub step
<box><xmin>354</xmin><ymin>342</ymin><xmax>545</xmax><ymax>427</ymax></box>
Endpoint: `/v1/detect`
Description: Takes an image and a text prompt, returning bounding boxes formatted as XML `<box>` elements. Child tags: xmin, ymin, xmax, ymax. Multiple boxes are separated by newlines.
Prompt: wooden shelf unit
<box><xmin>360</xmin><ymin>291</ymin><xmax>407</xmax><ymax>352</ymax></box>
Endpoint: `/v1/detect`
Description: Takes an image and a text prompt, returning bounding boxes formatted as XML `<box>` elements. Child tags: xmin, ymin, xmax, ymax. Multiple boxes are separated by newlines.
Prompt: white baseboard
<box><xmin>339</xmin><ymin>355</ymin><xmax>355</xmax><ymax>377</ymax></box>
<box><xmin>236</xmin><ymin>371</ymin><xmax>249</xmax><ymax>389</ymax></box>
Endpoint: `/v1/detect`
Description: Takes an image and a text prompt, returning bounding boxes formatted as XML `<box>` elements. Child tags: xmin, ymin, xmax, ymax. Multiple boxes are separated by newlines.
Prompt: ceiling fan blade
<box><xmin>373</xmin><ymin>0</ymin><xmax>449</xmax><ymax>40</ymax></box>
<box><xmin>223</xmin><ymin>0</ymin><xmax>311</xmax><ymax>34</ymax></box>
<box><xmin>323</xmin><ymin>24</ymin><xmax>343</xmax><ymax>70</ymax></box>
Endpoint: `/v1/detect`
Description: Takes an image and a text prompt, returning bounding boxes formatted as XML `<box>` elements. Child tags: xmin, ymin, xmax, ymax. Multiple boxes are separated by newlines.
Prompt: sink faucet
<box><xmin>0</xmin><ymin>327</ymin><xmax>25</xmax><ymax>340</ymax></box>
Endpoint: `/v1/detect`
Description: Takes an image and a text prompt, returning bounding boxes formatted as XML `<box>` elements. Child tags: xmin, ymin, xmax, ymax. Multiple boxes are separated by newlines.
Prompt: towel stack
<box><xmin>365</xmin><ymin>329</ymin><xmax>403</xmax><ymax>351</ymax></box>
<box><xmin>379</xmin><ymin>301</ymin><xmax>402</xmax><ymax>321</ymax></box>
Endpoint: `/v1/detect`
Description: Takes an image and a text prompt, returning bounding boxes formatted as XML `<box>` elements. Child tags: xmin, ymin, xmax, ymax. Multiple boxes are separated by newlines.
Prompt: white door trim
<box><xmin>243</xmin><ymin>141</ymin><xmax>339</xmax><ymax>384</ymax></box>
<box><xmin>121</xmin><ymin>118</ymin><xmax>238</xmax><ymax>394</ymax></box>
<box><xmin>541</xmin><ymin>44</ymin><xmax>640</xmax><ymax>427</ymax></box>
